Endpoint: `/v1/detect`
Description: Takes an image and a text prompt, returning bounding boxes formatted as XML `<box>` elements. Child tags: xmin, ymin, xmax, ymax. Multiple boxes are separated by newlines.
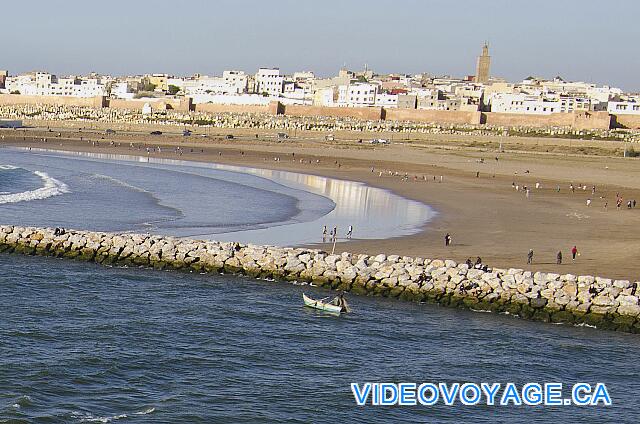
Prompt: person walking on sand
<box><xmin>444</xmin><ymin>233</ymin><xmax>451</xmax><ymax>246</ymax></box>
<box><xmin>527</xmin><ymin>249</ymin><xmax>534</xmax><ymax>265</ymax></box>
<box><xmin>346</xmin><ymin>225</ymin><xmax>353</xmax><ymax>239</ymax></box>
<box><xmin>557</xmin><ymin>251</ymin><xmax>563</xmax><ymax>265</ymax></box>
<box><xmin>571</xmin><ymin>245</ymin><xmax>578</xmax><ymax>261</ymax></box>
<box><xmin>322</xmin><ymin>225</ymin><xmax>327</xmax><ymax>242</ymax></box>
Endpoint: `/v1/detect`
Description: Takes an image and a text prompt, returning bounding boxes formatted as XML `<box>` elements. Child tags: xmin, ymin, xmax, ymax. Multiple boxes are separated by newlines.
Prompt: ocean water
<box><xmin>0</xmin><ymin>148</ymin><xmax>434</xmax><ymax>245</ymax></box>
<box><xmin>1</xmin><ymin>253</ymin><xmax>639</xmax><ymax>423</ymax></box>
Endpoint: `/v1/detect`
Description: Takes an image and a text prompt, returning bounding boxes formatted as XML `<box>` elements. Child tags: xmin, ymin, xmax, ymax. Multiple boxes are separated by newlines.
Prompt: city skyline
<box><xmin>1</xmin><ymin>0</ymin><xmax>639</xmax><ymax>91</ymax></box>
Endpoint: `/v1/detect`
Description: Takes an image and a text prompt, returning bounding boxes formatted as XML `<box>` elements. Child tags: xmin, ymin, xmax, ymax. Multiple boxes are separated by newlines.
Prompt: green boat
<box><xmin>303</xmin><ymin>293</ymin><xmax>343</xmax><ymax>314</ymax></box>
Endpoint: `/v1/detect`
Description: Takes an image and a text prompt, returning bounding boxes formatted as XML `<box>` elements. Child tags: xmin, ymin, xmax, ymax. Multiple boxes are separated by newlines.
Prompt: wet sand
<box><xmin>3</xmin><ymin>128</ymin><xmax>640</xmax><ymax>280</ymax></box>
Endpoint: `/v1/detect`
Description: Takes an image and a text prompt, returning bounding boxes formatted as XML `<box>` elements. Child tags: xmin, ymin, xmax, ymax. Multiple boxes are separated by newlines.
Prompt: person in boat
<box><xmin>330</xmin><ymin>293</ymin><xmax>351</xmax><ymax>313</ymax></box>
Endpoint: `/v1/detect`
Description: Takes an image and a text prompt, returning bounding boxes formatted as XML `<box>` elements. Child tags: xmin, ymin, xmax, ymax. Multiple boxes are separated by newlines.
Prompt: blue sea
<box><xmin>1</xmin><ymin>148</ymin><xmax>639</xmax><ymax>422</ymax></box>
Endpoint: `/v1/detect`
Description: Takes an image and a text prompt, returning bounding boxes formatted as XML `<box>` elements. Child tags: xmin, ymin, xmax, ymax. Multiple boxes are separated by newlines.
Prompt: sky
<box><xmin>1</xmin><ymin>0</ymin><xmax>639</xmax><ymax>91</ymax></box>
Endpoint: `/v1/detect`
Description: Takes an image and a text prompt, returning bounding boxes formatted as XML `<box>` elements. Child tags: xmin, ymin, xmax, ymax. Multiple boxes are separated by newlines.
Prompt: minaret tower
<box><xmin>475</xmin><ymin>42</ymin><xmax>491</xmax><ymax>84</ymax></box>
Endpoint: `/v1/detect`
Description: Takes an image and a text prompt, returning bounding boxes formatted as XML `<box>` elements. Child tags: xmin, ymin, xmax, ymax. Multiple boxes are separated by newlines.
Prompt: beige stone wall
<box><xmin>195</xmin><ymin>103</ymin><xmax>270</xmax><ymax>115</ymax></box>
<box><xmin>282</xmin><ymin>104</ymin><xmax>383</xmax><ymax>120</ymax></box>
<box><xmin>385</xmin><ymin>109</ymin><xmax>481</xmax><ymax>125</ymax></box>
<box><xmin>612</xmin><ymin>114</ymin><xmax>640</xmax><ymax>129</ymax></box>
<box><xmin>483</xmin><ymin>112</ymin><xmax>575</xmax><ymax>128</ymax></box>
<box><xmin>572</xmin><ymin>111</ymin><xmax>611</xmax><ymax>130</ymax></box>
<box><xmin>0</xmin><ymin>94</ymin><xmax>106</xmax><ymax>108</ymax></box>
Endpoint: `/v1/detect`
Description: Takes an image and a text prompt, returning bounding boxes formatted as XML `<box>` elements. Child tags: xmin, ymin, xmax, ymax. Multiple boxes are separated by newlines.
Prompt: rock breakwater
<box><xmin>1</xmin><ymin>225</ymin><xmax>639</xmax><ymax>333</ymax></box>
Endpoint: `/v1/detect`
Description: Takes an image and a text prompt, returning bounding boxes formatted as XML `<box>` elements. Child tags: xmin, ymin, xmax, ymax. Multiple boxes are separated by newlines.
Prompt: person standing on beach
<box><xmin>571</xmin><ymin>245</ymin><xmax>578</xmax><ymax>261</ymax></box>
<box><xmin>557</xmin><ymin>251</ymin><xmax>562</xmax><ymax>265</ymax></box>
<box><xmin>346</xmin><ymin>225</ymin><xmax>353</xmax><ymax>239</ymax></box>
<box><xmin>322</xmin><ymin>225</ymin><xmax>327</xmax><ymax>242</ymax></box>
<box><xmin>527</xmin><ymin>249</ymin><xmax>534</xmax><ymax>265</ymax></box>
<box><xmin>332</xmin><ymin>226</ymin><xmax>337</xmax><ymax>242</ymax></box>
<box><xmin>444</xmin><ymin>233</ymin><xmax>451</xmax><ymax>246</ymax></box>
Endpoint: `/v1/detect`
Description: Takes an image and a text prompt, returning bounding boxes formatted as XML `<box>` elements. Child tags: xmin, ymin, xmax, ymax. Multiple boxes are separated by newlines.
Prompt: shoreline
<box><xmin>7</xmin><ymin>146</ymin><xmax>434</xmax><ymax>246</ymax></box>
<box><xmin>3</xmin><ymin>129</ymin><xmax>640</xmax><ymax>280</ymax></box>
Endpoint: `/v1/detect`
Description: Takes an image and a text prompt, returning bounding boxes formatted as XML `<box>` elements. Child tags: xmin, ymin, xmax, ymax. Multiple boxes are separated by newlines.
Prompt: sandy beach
<box><xmin>3</xmin><ymin>126</ymin><xmax>640</xmax><ymax>280</ymax></box>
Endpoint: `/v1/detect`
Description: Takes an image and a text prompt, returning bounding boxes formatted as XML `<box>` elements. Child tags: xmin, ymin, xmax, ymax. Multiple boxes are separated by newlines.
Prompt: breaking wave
<box><xmin>72</xmin><ymin>407</ymin><xmax>155</xmax><ymax>423</ymax></box>
<box><xmin>0</xmin><ymin>171</ymin><xmax>70</xmax><ymax>204</ymax></box>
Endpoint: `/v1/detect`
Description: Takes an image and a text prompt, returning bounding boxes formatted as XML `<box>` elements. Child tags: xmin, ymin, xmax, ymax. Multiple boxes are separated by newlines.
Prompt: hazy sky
<box><xmin>2</xmin><ymin>0</ymin><xmax>638</xmax><ymax>90</ymax></box>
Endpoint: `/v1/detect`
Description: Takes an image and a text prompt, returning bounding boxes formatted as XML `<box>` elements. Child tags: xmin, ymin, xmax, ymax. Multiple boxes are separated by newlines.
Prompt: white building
<box><xmin>167</xmin><ymin>73</ymin><xmax>247</xmax><ymax>96</ymax></box>
<box><xmin>489</xmin><ymin>93</ymin><xmax>560</xmax><ymax>115</ymax></box>
<box><xmin>374</xmin><ymin>92</ymin><xmax>398</xmax><ymax>108</ymax></box>
<box><xmin>313</xmin><ymin>87</ymin><xmax>337</xmax><ymax>107</ymax></box>
<box><xmin>3</xmin><ymin>72</ymin><xmax>106</xmax><ymax>97</ymax></box>
<box><xmin>607</xmin><ymin>101</ymin><xmax>640</xmax><ymax>115</ymax></box>
<box><xmin>110</xmin><ymin>82</ymin><xmax>135</xmax><ymax>99</ymax></box>
<box><xmin>557</xmin><ymin>96</ymin><xmax>591</xmax><ymax>113</ymax></box>
<box><xmin>4</xmin><ymin>74</ymin><xmax>39</xmax><ymax>95</ymax></box>
<box><xmin>255</xmin><ymin>68</ymin><xmax>283</xmax><ymax>96</ymax></box>
<box><xmin>338</xmin><ymin>83</ymin><xmax>378</xmax><ymax>107</ymax></box>
<box><xmin>222</xmin><ymin>70</ymin><xmax>248</xmax><ymax>94</ymax></box>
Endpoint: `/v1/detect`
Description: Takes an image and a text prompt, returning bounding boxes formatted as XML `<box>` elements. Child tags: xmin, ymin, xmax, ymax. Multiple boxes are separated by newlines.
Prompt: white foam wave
<box><xmin>134</xmin><ymin>407</ymin><xmax>156</xmax><ymax>415</ymax></box>
<box><xmin>78</xmin><ymin>413</ymin><xmax>128</xmax><ymax>423</ymax></box>
<box><xmin>0</xmin><ymin>171</ymin><xmax>70</xmax><ymax>204</ymax></box>
<box><xmin>90</xmin><ymin>173</ymin><xmax>149</xmax><ymax>194</ymax></box>
<box><xmin>575</xmin><ymin>322</ymin><xmax>597</xmax><ymax>329</ymax></box>
<box><xmin>73</xmin><ymin>407</ymin><xmax>154</xmax><ymax>423</ymax></box>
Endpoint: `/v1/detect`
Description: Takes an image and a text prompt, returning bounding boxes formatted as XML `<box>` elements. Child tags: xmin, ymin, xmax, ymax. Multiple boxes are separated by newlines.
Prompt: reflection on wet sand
<box><xmin>17</xmin><ymin>148</ymin><xmax>436</xmax><ymax>246</ymax></box>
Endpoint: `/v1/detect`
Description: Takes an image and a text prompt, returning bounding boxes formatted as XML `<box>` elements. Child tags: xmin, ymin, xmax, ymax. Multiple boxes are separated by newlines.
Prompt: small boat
<box><xmin>303</xmin><ymin>293</ymin><xmax>342</xmax><ymax>314</ymax></box>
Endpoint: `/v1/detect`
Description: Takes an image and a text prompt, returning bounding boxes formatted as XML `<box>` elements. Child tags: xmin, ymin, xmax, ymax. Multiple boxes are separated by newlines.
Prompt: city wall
<box><xmin>482</xmin><ymin>111</ymin><xmax>611</xmax><ymax>131</ymax></box>
<box><xmin>195</xmin><ymin>103</ymin><xmax>270</xmax><ymax>115</ymax></box>
<box><xmin>2</xmin><ymin>225</ymin><xmax>639</xmax><ymax>333</ymax></box>
<box><xmin>0</xmin><ymin>94</ymin><xmax>106</xmax><ymax>108</ymax></box>
<box><xmin>482</xmin><ymin>112</ymin><xmax>575</xmax><ymax>128</ymax></box>
<box><xmin>278</xmin><ymin>104</ymin><xmax>384</xmax><ymax>121</ymax></box>
<box><xmin>385</xmin><ymin>109</ymin><xmax>481</xmax><ymax>125</ymax></box>
<box><xmin>612</xmin><ymin>114</ymin><xmax>640</xmax><ymax>129</ymax></box>
<box><xmin>0</xmin><ymin>94</ymin><xmax>633</xmax><ymax>130</ymax></box>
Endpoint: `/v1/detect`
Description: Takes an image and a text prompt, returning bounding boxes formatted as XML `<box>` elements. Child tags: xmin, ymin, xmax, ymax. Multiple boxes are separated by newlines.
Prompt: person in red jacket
<box><xmin>571</xmin><ymin>245</ymin><xmax>578</xmax><ymax>261</ymax></box>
